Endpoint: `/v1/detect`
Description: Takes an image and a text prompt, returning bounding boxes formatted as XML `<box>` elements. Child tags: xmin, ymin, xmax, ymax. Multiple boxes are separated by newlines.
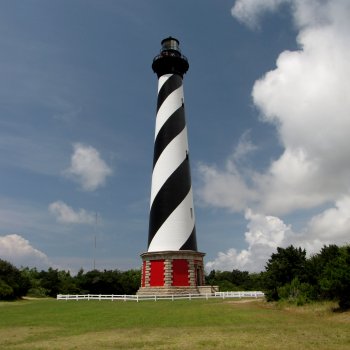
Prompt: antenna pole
<box><xmin>93</xmin><ymin>212</ymin><xmax>98</xmax><ymax>270</ymax></box>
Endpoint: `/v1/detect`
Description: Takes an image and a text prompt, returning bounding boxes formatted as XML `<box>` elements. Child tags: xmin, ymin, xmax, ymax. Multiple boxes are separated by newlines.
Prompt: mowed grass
<box><xmin>0</xmin><ymin>298</ymin><xmax>349</xmax><ymax>349</ymax></box>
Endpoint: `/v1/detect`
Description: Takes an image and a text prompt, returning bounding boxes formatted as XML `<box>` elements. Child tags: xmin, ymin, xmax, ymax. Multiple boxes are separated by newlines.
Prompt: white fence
<box><xmin>56</xmin><ymin>291</ymin><xmax>264</xmax><ymax>302</ymax></box>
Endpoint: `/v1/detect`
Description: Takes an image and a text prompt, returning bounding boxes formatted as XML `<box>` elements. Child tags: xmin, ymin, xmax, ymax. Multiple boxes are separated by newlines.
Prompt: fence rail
<box><xmin>56</xmin><ymin>291</ymin><xmax>264</xmax><ymax>302</ymax></box>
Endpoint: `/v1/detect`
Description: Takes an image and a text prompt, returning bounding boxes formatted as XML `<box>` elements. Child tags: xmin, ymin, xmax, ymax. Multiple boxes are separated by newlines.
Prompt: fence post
<box><xmin>55</xmin><ymin>290</ymin><xmax>264</xmax><ymax>302</ymax></box>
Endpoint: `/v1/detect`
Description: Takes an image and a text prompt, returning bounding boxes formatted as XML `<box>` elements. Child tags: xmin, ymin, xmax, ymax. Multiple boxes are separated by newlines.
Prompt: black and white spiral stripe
<box><xmin>148</xmin><ymin>73</ymin><xmax>197</xmax><ymax>252</ymax></box>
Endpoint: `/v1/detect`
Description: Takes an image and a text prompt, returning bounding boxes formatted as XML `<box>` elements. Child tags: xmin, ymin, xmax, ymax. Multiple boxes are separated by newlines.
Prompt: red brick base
<box><xmin>138</xmin><ymin>251</ymin><xmax>205</xmax><ymax>295</ymax></box>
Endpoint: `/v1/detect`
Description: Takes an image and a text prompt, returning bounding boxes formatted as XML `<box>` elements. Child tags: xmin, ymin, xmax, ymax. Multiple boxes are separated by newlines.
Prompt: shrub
<box><xmin>0</xmin><ymin>259</ymin><xmax>30</xmax><ymax>300</ymax></box>
<box><xmin>277</xmin><ymin>277</ymin><xmax>315</xmax><ymax>306</ymax></box>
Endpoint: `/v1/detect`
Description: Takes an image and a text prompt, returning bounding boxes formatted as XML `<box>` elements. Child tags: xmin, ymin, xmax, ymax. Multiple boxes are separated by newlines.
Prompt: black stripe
<box><xmin>157</xmin><ymin>75</ymin><xmax>182</xmax><ymax>112</ymax></box>
<box><xmin>180</xmin><ymin>226</ymin><xmax>197</xmax><ymax>251</ymax></box>
<box><xmin>153</xmin><ymin>105</ymin><xmax>186</xmax><ymax>168</ymax></box>
<box><xmin>148</xmin><ymin>158</ymin><xmax>191</xmax><ymax>247</ymax></box>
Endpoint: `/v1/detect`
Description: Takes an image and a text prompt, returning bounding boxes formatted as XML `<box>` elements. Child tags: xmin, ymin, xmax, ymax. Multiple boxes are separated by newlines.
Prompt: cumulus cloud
<box><xmin>197</xmin><ymin>132</ymin><xmax>258</xmax><ymax>212</ymax></box>
<box><xmin>203</xmin><ymin>0</ymin><xmax>350</xmax><ymax>270</ymax></box>
<box><xmin>207</xmin><ymin>197</ymin><xmax>350</xmax><ymax>272</ymax></box>
<box><xmin>65</xmin><ymin>143</ymin><xmax>112</xmax><ymax>191</ymax></box>
<box><xmin>49</xmin><ymin>201</ymin><xmax>95</xmax><ymax>225</ymax></box>
<box><xmin>232</xmin><ymin>0</ymin><xmax>290</xmax><ymax>29</ymax></box>
<box><xmin>306</xmin><ymin>196</ymin><xmax>350</xmax><ymax>245</ymax></box>
<box><xmin>232</xmin><ymin>131</ymin><xmax>258</xmax><ymax>163</ymax></box>
<box><xmin>197</xmin><ymin>162</ymin><xmax>255</xmax><ymax>212</ymax></box>
<box><xmin>0</xmin><ymin>234</ymin><xmax>50</xmax><ymax>269</ymax></box>
<box><xmin>202</xmin><ymin>0</ymin><xmax>350</xmax><ymax>215</ymax></box>
<box><xmin>207</xmin><ymin>209</ymin><xmax>292</xmax><ymax>271</ymax></box>
<box><xmin>252</xmin><ymin>0</ymin><xmax>350</xmax><ymax>213</ymax></box>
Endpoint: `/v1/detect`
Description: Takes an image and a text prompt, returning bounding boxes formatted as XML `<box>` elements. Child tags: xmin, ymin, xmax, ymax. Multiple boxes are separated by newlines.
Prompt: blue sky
<box><xmin>1</xmin><ymin>0</ymin><xmax>350</xmax><ymax>273</ymax></box>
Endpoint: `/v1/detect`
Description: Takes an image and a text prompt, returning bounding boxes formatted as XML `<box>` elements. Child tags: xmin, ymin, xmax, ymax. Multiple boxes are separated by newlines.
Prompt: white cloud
<box><xmin>200</xmin><ymin>0</ymin><xmax>350</xmax><ymax>214</ymax></box>
<box><xmin>197</xmin><ymin>132</ymin><xmax>258</xmax><ymax>212</ymax></box>
<box><xmin>204</xmin><ymin>0</ymin><xmax>350</xmax><ymax>270</ymax></box>
<box><xmin>65</xmin><ymin>143</ymin><xmax>112</xmax><ymax>191</ymax></box>
<box><xmin>206</xmin><ymin>209</ymin><xmax>292</xmax><ymax>271</ymax></box>
<box><xmin>306</xmin><ymin>196</ymin><xmax>350</xmax><ymax>245</ymax></box>
<box><xmin>0</xmin><ymin>234</ymin><xmax>50</xmax><ymax>269</ymax></box>
<box><xmin>207</xmin><ymin>198</ymin><xmax>350</xmax><ymax>272</ymax></box>
<box><xmin>197</xmin><ymin>162</ymin><xmax>256</xmax><ymax>212</ymax></box>
<box><xmin>49</xmin><ymin>201</ymin><xmax>95</xmax><ymax>225</ymax></box>
<box><xmin>254</xmin><ymin>1</ymin><xmax>350</xmax><ymax>213</ymax></box>
<box><xmin>206</xmin><ymin>248</ymin><xmax>251</xmax><ymax>272</ymax></box>
<box><xmin>232</xmin><ymin>0</ymin><xmax>290</xmax><ymax>29</ymax></box>
<box><xmin>232</xmin><ymin>131</ymin><xmax>257</xmax><ymax>162</ymax></box>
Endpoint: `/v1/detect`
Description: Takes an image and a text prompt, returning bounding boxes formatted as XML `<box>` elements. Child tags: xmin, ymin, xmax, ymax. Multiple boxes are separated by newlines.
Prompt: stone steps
<box><xmin>137</xmin><ymin>286</ymin><xmax>200</xmax><ymax>295</ymax></box>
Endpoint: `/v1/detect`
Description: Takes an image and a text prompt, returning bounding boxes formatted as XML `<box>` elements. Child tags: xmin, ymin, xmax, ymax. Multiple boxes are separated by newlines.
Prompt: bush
<box><xmin>0</xmin><ymin>279</ymin><xmax>13</xmax><ymax>299</ymax></box>
<box><xmin>263</xmin><ymin>246</ymin><xmax>307</xmax><ymax>301</ymax></box>
<box><xmin>0</xmin><ymin>259</ymin><xmax>30</xmax><ymax>300</ymax></box>
<box><xmin>27</xmin><ymin>287</ymin><xmax>49</xmax><ymax>298</ymax></box>
<box><xmin>319</xmin><ymin>246</ymin><xmax>350</xmax><ymax>310</ymax></box>
<box><xmin>277</xmin><ymin>277</ymin><xmax>316</xmax><ymax>306</ymax></box>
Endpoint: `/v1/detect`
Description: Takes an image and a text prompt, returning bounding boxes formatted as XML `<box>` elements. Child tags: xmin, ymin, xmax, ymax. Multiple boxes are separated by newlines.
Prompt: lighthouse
<box><xmin>138</xmin><ymin>37</ymin><xmax>205</xmax><ymax>295</ymax></box>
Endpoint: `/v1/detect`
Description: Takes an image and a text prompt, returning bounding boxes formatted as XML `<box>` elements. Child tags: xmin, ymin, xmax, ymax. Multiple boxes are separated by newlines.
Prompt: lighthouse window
<box><xmin>190</xmin><ymin>208</ymin><xmax>193</xmax><ymax>218</ymax></box>
<box><xmin>162</xmin><ymin>39</ymin><xmax>179</xmax><ymax>51</ymax></box>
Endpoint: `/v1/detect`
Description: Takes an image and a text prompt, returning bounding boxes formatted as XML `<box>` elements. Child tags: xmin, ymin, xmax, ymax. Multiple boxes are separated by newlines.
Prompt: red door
<box><xmin>172</xmin><ymin>259</ymin><xmax>189</xmax><ymax>286</ymax></box>
<box><xmin>149</xmin><ymin>260</ymin><xmax>165</xmax><ymax>286</ymax></box>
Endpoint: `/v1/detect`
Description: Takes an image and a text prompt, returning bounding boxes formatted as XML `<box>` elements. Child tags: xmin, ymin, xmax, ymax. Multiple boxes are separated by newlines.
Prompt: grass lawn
<box><xmin>0</xmin><ymin>298</ymin><xmax>349</xmax><ymax>349</ymax></box>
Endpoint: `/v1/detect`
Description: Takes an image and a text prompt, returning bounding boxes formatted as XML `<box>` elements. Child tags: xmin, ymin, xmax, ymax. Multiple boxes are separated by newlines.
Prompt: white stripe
<box><xmin>150</xmin><ymin>128</ymin><xmax>188</xmax><ymax>206</ymax></box>
<box><xmin>155</xmin><ymin>86</ymin><xmax>184</xmax><ymax>139</ymax></box>
<box><xmin>148</xmin><ymin>189</ymin><xmax>195</xmax><ymax>252</ymax></box>
<box><xmin>157</xmin><ymin>74</ymin><xmax>172</xmax><ymax>92</ymax></box>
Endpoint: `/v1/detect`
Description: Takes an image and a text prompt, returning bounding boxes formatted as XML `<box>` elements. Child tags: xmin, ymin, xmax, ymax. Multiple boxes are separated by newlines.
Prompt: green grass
<box><xmin>0</xmin><ymin>298</ymin><xmax>349</xmax><ymax>349</ymax></box>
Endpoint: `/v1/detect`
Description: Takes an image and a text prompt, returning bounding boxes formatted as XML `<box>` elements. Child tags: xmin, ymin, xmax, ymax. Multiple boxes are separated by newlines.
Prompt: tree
<box><xmin>0</xmin><ymin>259</ymin><xmax>30</xmax><ymax>300</ymax></box>
<box><xmin>263</xmin><ymin>246</ymin><xmax>307</xmax><ymax>301</ymax></box>
<box><xmin>58</xmin><ymin>270</ymin><xmax>80</xmax><ymax>294</ymax></box>
<box><xmin>20</xmin><ymin>267</ymin><xmax>46</xmax><ymax>297</ymax></box>
<box><xmin>0</xmin><ymin>279</ymin><xmax>13</xmax><ymax>299</ymax></box>
<box><xmin>205</xmin><ymin>269</ymin><xmax>263</xmax><ymax>291</ymax></box>
<box><xmin>307</xmin><ymin>244</ymin><xmax>341</xmax><ymax>300</ymax></box>
<box><xmin>205</xmin><ymin>270</ymin><xmax>236</xmax><ymax>291</ymax></box>
<box><xmin>38</xmin><ymin>268</ymin><xmax>61</xmax><ymax>297</ymax></box>
<box><xmin>119</xmin><ymin>269</ymin><xmax>141</xmax><ymax>294</ymax></box>
<box><xmin>244</xmin><ymin>272</ymin><xmax>265</xmax><ymax>291</ymax></box>
<box><xmin>319</xmin><ymin>245</ymin><xmax>350</xmax><ymax>310</ymax></box>
<box><xmin>277</xmin><ymin>277</ymin><xmax>315</xmax><ymax>305</ymax></box>
<box><xmin>77</xmin><ymin>269</ymin><xmax>123</xmax><ymax>294</ymax></box>
<box><xmin>231</xmin><ymin>270</ymin><xmax>252</xmax><ymax>289</ymax></box>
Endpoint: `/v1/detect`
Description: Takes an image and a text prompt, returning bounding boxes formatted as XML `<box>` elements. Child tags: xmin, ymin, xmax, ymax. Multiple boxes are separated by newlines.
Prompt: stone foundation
<box><xmin>137</xmin><ymin>250</ymin><xmax>205</xmax><ymax>295</ymax></box>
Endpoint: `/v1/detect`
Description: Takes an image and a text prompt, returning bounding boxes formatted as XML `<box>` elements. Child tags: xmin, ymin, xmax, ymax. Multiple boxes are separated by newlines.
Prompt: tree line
<box><xmin>206</xmin><ymin>244</ymin><xmax>350</xmax><ymax>310</ymax></box>
<box><xmin>0</xmin><ymin>263</ymin><xmax>141</xmax><ymax>299</ymax></box>
<box><xmin>1</xmin><ymin>244</ymin><xmax>349</xmax><ymax>310</ymax></box>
